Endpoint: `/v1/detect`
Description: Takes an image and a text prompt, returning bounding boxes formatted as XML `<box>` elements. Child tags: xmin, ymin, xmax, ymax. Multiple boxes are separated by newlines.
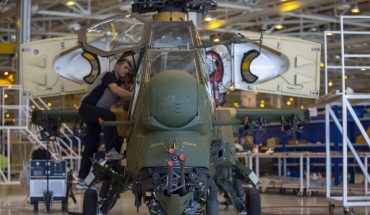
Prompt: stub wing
<box><xmin>214</xmin><ymin>107</ymin><xmax>309</xmax><ymax>137</ymax></box>
<box><xmin>217</xmin><ymin>107</ymin><xmax>309</xmax><ymax>122</ymax></box>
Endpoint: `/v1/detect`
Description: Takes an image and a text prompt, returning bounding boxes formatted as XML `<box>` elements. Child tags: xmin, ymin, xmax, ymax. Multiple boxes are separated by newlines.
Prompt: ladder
<box><xmin>0</xmin><ymin>85</ymin><xmax>81</xmax><ymax>185</ymax></box>
<box><xmin>323</xmin><ymin>15</ymin><xmax>370</xmax><ymax>214</ymax></box>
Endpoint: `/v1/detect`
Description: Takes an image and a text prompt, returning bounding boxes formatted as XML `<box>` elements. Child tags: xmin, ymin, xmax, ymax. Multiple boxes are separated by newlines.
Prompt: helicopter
<box><xmin>22</xmin><ymin>0</ymin><xmax>321</xmax><ymax>214</ymax></box>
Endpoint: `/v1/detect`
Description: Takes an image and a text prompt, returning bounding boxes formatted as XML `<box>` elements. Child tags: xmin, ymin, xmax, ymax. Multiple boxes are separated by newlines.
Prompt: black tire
<box><xmin>205</xmin><ymin>177</ymin><xmax>219</xmax><ymax>215</ymax></box>
<box><xmin>83</xmin><ymin>189</ymin><xmax>98</xmax><ymax>215</ymax></box>
<box><xmin>205</xmin><ymin>200</ymin><xmax>219</xmax><ymax>215</ymax></box>
<box><xmin>245</xmin><ymin>188</ymin><xmax>261</xmax><ymax>215</ymax></box>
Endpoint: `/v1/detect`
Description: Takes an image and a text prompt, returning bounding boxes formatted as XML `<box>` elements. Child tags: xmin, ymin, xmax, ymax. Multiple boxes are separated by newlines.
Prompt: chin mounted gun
<box><xmin>242</xmin><ymin>116</ymin><xmax>266</xmax><ymax>135</ymax></box>
<box><xmin>281</xmin><ymin>114</ymin><xmax>304</xmax><ymax>136</ymax></box>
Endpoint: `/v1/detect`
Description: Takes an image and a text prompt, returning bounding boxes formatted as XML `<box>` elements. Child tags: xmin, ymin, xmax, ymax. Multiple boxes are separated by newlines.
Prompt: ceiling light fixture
<box><xmin>65</xmin><ymin>1</ymin><xmax>76</xmax><ymax>6</ymax></box>
<box><xmin>351</xmin><ymin>4</ymin><xmax>360</xmax><ymax>14</ymax></box>
<box><xmin>206</xmin><ymin>20</ymin><xmax>225</xmax><ymax>30</ymax></box>
<box><xmin>275</xmin><ymin>24</ymin><xmax>284</xmax><ymax>30</ymax></box>
<box><xmin>337</xmin><ymin>0</ymin><xmax>350</xmax><ymax>10</ymax></box>
<box><xmin>204</xmin><ymin>14</ymin><xmax>213</xmax><ymax>22</ymax></box>
<box><xmin>213</xmin><ymin>38</ymin><xmax>220</xmax><ymax>42</ymax></box>
<box><xmin>280</xmin><ymin>2</ymin><xmax>300</xmax><ymax>13</ymax></box>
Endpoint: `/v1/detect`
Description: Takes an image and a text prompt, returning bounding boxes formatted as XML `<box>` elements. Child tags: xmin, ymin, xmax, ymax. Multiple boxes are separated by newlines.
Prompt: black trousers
<box><xmin>78</xmin><ymin>103</ymin><xmax>120</xmax><ymax>179</ymax></box>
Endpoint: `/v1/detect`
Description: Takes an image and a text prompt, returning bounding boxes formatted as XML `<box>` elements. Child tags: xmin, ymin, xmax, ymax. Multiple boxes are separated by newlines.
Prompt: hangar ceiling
<box><xmin>0</xmin><ymin>0</ymin><xmax>370</xmax><ymax>108</ymax></box>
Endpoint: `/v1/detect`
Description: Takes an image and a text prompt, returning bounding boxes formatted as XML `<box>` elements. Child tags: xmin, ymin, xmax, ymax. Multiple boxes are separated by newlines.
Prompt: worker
<box><xmin>76</xmin><ymin>58</ymin><xmax>133</xmax><ymax>189</ymax></box>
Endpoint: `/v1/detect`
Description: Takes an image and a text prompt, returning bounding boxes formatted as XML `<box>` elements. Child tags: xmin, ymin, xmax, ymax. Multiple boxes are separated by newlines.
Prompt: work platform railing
<box><xmin>0</xmin><ymin>85</ymin><xmax>81</xmax><ymax>185</ymax></box>
<box><xmin>322</xmin><ymin>16</ymin><xmax>370</xmax><ymax>214</ymax></box>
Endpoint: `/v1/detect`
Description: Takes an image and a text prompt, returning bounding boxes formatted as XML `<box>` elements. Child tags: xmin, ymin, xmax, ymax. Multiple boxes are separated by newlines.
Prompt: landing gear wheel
<box><xmin>205</xmin><ymin>178</ymin><xmax>219</xmax><ymax>215</ymax></box>
<box><xmin>205</xmin><ymin>200</ymin><xmax>219</xmax><ymax>215</ymax></box>
<box><xmin>245</xmin><ymin>188</ymin><xmax>261</xmax><ymax>215</ymax></box>
<box><xmin>83</xmin><ymin>189</ymin><xmax>98</xmax><ymax>215</ymax></box>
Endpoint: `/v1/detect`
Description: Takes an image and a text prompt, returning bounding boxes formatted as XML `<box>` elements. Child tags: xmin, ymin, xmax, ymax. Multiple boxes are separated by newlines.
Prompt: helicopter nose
<box><xmin>149</xmin><ymin>70</ymin><xmax>198</xmax><ymax>128</ymax></box>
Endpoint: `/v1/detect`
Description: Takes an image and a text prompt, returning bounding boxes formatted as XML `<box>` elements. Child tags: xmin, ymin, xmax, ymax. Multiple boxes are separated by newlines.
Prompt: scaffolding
<box><xmin>0</xmin><ymin>85</ymin><xmax>81</xmax><ymax>185</ymax></box>
<box><xmin>322</xmin><ymin>16</ymin><xmax>370</xmax><ymax>214</ymax></box>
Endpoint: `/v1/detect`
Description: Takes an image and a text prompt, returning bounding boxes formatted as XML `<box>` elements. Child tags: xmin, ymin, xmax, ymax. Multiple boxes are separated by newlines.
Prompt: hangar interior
<box><xmin>1</xmin><ymin>0</ymin><xmax>370</xmax><ymax>214</ymax></box>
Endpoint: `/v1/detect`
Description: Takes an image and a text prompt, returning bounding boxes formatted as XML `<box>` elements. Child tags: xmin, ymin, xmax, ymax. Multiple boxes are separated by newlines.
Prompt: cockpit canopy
<box><xmin>77</xmin><ymin>13</ymin><xmax>150</xmax><ymax>57</ymax></box>
<box><xmin>151</xmin><ymin>22</ymin><xmax>194</xmax><ymax>48</ymax></box>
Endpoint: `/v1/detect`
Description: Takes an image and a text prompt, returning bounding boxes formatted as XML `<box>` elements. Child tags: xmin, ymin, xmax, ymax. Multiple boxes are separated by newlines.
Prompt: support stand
<box><xmin>30</xmin><ymin>115</ymin><xmax>70</xmax><ymax>213</ymax></box>
<box><xmin>43</xmin><ymin>138</ymin><xmax>52</xmax><ymax>213</ymax></box>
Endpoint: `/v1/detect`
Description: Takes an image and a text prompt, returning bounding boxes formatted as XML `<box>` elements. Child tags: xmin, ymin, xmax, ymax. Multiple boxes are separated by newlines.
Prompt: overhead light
<box><xmin>310</xmin><ymin>27</ymin><xmax>317</xmax><ymax>32</ymax></box>
<box><xmin>65</xmin><ymin>1</ymin><xmax>76</xmax><ymax>6</ymax></box>
<box><xmin>260</xmin><ymin>100</ymin><xmax>265</xmax><ymax>108</ymax></box>
<box><xmin>204</xmin><ymin>14</ymin><xmax>213</xmax><ymax>22</ymax></box>
<box><xmin>361</xmin><ymin>68</ymin><xmax>366</xmax><ymax>71</ymax></box>
<box><xmin>351</xmin><ymin>4</ymin><xmax>360</xmax><ymax>14</ymax></box>
<box><xmin>326</xmin><ymin>32</ymin><xmax>334</xmax><ymax>36</ymax></box>
<box><xmin>280</xmin><ymin>2</ymin><xmax>300</xmax><ymax>13</ymax></box>
<box><xmin>213</xmin><ymin>38</ymin><xmax>220</xmax><ymax>42</ymax></box>
<box><xmin>69</xmin><ymin>23</ymin><xmax>81</xmax><ymax>31</ymax></box>
<box><xmin>337</xmin><ymin>0</ymin><xmax>350</xmax><ymax>10</ymax></box>
<box><xmin>328</xmin><ymin>81</ymin><xmax>333</xmax><ymax>87</ymax></box>
<box><xmin>206</xmin><ymin>20</ymin><xmax>226</xmax><ymax>30</ymax></box>
<box><xmin>275</xmin><ymin>24</ymin><xmax>284</xmax><ymax>30</ymax></box>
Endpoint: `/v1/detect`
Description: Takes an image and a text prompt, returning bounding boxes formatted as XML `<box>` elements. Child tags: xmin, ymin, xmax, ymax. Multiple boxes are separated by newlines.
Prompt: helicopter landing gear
<box><xmin>245</xmin><ymin>187</ymin><xmax>261</xmax><ymax>215</ymax></box>
<box><xmin>83</xmin><ymin>188</ymin><xmax>101</xmax><ymax>215</ymax></box>
<box><xmin>205</xmin><ymin>177</ymin><xmax>219</xmax><ymax>215</ymax></box>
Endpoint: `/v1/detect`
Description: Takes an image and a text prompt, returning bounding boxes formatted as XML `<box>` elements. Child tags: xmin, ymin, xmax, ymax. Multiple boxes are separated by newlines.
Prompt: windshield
<box><xmin>149</xmin><ymin>51</ymin><xmax>197</xmax><ymax>78</ymax></box>
<box><xmin>151</xmin><ymin>22</ymin><xmax>194</xmax><ymax>48</ymax></box>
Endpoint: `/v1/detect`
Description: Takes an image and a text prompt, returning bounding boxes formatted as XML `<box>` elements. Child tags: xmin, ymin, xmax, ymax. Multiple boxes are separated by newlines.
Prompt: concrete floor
<box><xmin>0</xmin><ymin>185</ymin><xmax>369</xmax><ymax>215</ymax></box>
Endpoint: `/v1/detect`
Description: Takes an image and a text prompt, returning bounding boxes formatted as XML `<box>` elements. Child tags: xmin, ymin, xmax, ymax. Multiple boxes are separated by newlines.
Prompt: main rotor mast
<box><xmin>131</xmin><ymin>0</ymin><xmax>217</xmax><ymax>21</ymax></box>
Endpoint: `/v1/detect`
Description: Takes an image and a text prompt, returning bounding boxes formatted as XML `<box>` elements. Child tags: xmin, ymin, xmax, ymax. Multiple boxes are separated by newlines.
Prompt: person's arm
<box><xmin>108</xmin><ymin>82</ymin><xmax>132</xmax><ymax>98</ymax></box>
